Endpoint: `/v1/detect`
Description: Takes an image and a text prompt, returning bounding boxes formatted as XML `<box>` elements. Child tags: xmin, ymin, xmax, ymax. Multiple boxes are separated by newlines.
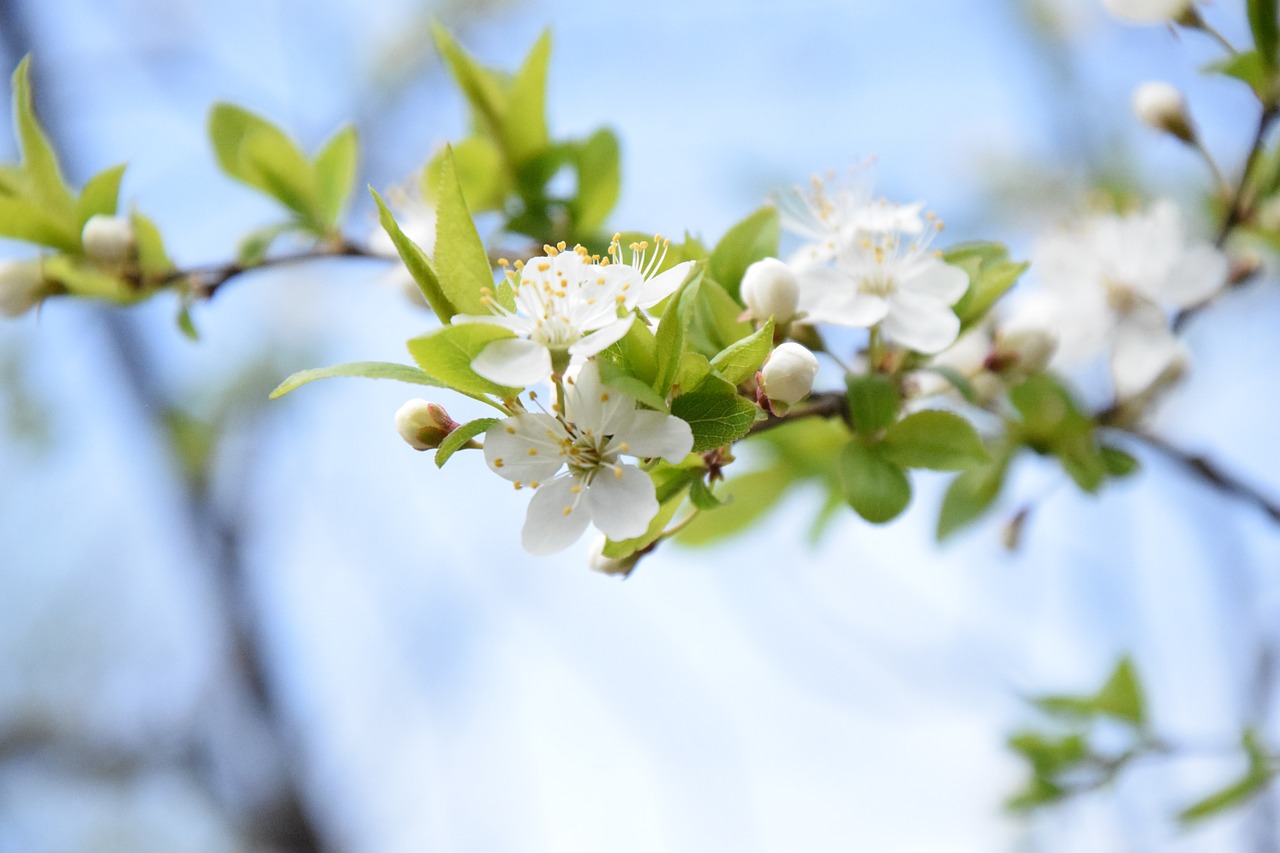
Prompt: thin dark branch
<box><xmin>746</xmin><ymin>391</ymin><xmax>845</xmax><ymax>437</ymax></box>
<box><xmin>1129</xmin><ymin>430</ymin><xmax>1280</xmax><ymax>524</ymax></box>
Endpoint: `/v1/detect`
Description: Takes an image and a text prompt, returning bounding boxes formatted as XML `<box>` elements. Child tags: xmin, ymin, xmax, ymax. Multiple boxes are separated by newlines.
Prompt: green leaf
<box><xmin>427</xmin><ymin>135</ymin><xmax>509</xmax><ymax>213</ymax></box>
<box><xmin>839</xmin><ymin>441</ymin><xmax>912</xmax><ymax>524</ymax></box>
<box><xmin>617</xmin><ymin>317</ymin><xmax>658</xmax><ymax>385</ymax></box>
<box><xmin>674</xmin><ymin>351</ymin><xmax>712</xmax><ymax>395</ymax></box>
<box><xmin>881</xmin><ymin>409</ymin><xmax>990</xmax><ymax>471</ymax></box>
<box><xmin>11</xmin><ymin>57</ymin><xmax>75</xmax><ymax>219</ymax></box>
<box><xmin>42</xmin><ymin>255</ymin><xmax>137</xmax><ymax>302</ymax></box>
<box><xmin>680</xmin><ymin>275</ymin><xmax>752</xmax><ymax>358</ymax></box>
<box><xmin>1101</xmin><ymin>446</ymin><xmax>1140</xmax><ymax>478</ymax></box>
<box><xmin>75</xmin><ymin>164</ymin><xmax>126</xmax><ymax>228</ymax></box>
<box><xmin>236</xmin><ymin>222</ymin><xmax>297</xmax><ymax>267</ymax></box>
<box><xmin>176</xmin><ymin>303</ymin><xmax>199</xmax><ymax>341</ymax></box>
<box><xmin>597</xmin><ymin>356</ymin><xmax>670</xmax><ymax>412</ymax></box>
<box><xmin>430</xmin><ymin>22</ymin><xmax>509</xmax><ymax>149</ymax></box>
<box><xmin>269</xmin><ymin>361</ymin><xmax>443</xmax><ymax>399</ymax></box>
<box><xmin>432</xmin><ymin>146</ymin><xmax>494</xmax><ymax>316</ymax></box>
<box><xmin>688</xmin><ymin>477</ymin><xmax>725</xmax><ymax>510</ymax></box>
<box><xmin>0</xmin><ymin>193</ymin><xmax>80</xmax><ymax>251</ymax></box>
<box><xmin>846</xmin><ymin>374</ymin><xmax>900</xmax><ymax>434</ymax></box>
<box><xmin>371</xmin><ymin>188</ymin><xmax>454</xmax><ymax>320</ymax></box>
<box><xmin>208</xmin><ymin>103</ymin><xmax>324</xmax><ymax>229</ymax></box>
<box><xmin>312</xmin><ymin>124</ymin><xmax>358</xmax><ymax>227</ymax></box>
<box><xmin>708</xmin><ymin>205</ymin><xmax>780</xmax><ymax>301</ymax></box>
<box><xmin>677</xmin><ymin>465</ymin><xmax>796</xmax><ymax>546</ymax></box>
<box><xmin>936</xmin><ymin>456</ymin><xmax>1007</xmax><ymax>540</ymax></box>
<box><xmin>653</xmin><ymin>280</ymin><xmax>689</xmax><ymax>396</ymax></box>
<box><xmin>670</xmin><ymin>389</ymin><xmax>759</xmax><ymax>452</ymax></box>
<box><xmin>956</xmin><ymin>260</ymin><xmax>1028</xmax><ymax>327</ymax></box>
<box><xmin>434</xmin><ymin>417</ymin><xmax>497</xmax><ymax>468</ymax></box>
<box><xmin>569</xmin><ymin>128</ymin><xmax>621</xmax><ymax>234</ymax></box>
<box><xmin>1093</xmin><ymin>657</ymin><xmax>1146</xmax><ymax>727</ymax></box>
<box><xmin>709</xmin><ymin>318</ymin><xmax>773</xmax><ymax>385</ymax></box>
<box><xmin>1206</xmin><ymin>51</ymin><xmax>1274</xmax><ymax>102</ymax></box>
<box><xmin>130</xmin><ymin>210</ymin><xmax>172</xmax><ymax>276</ymax></box>
<box><xmin>1249</xmin><ymin>0</ymin><xmax>1279</xmax><ymax>71</ymax></box>
<box><xmin>1179</xmin><ymin>730</ymin><xmax>1276</xmax><ymax>824</ymax></box>
<box><xmin>503</xmin><ymin>30</ymin><xmax>551</xmax><ymax>167</ymax></box>
<box><xmin>406</xmin><ymin>323</ymin><xmax>521</xmax><ymax>398</ymax></box>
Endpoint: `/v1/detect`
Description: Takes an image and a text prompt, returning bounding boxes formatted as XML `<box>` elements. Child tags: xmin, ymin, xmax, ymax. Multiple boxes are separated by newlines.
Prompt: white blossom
<box><xmin>760</xmin><ymin>342</ymin><xmax>819</xmax><ymax>405</ymax></box>
<box><xmin>795</xmin><ymin>221</ymin><xmax>969</xmax><ymax>354</ymax></box>
<box><xmin>740</xmin><ymin>257</ymin><xmax>800</xmax><ymax>324</ymax></box>
<box><xmin>1008</xmin><ymin>199</ymin><xmax>1226</xmax><ymax>398</ymax></box>
<box><xmin>81</xmin><ymin>214</ymin><xmax>135</xmax><ymax>264</ymax></box>
<box><xmin>483</xmin><ymin>361</ymin><xmax>693</xmax><ymax>555</ymax></box>
<box><xmin>1101</xmin><ymin>0</ymin><xmax>1194</xmax><ymax>24</ymax></box>
<box><xmin>780</xmin><ymin>168</ymin><xmax>925</xmax><ymax>267</ymax></box>
<box><xmin>454</xmin><ymin>244</ymin><xmax>636</xmax><ymax>388</ymax></box>
<box><xmin>599</xmin><ymin>234</ymin><xmax>695</xmax><ymax>311</ymax></box>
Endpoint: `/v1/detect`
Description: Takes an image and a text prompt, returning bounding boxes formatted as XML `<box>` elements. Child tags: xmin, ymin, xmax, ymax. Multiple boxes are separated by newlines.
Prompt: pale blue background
<box><xmin>1</xmin><ymin>0</ymin><xmax>1279</xmax><ymax>850</ymax></box>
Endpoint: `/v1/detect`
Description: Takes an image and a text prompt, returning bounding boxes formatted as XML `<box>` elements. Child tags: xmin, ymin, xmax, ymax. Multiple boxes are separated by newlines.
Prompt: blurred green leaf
<box><xmin>11</xmin><ymin>56</ymin><xmax>75</xmax><ymax>219</ymax></box>
<box><xmin>1179</xmin><ymin>729</ymin><xmax>1276</xmax><ymax>824</ymax></box>
<box><xmin>75</xmin><ymin>164</ymin><xmax>125</xmax><ymax>228</ymax></box>
<box><xmin>270</xmin><ymin>361</ymin><xmax>443</xmax><ymax>399</ymax></box>
<box><xmin>708</xmin><ymin>205</ymin><xmax>779</xmax><ymax>301</ymax></box>
<box><xmin>503</xmin><ymin>30</ymin><xmax>551</xmax><ymax>167</ymax></box>
<box><xmin>1249</xmin><ymin>0</ymin><xmax>1279</xmax><ymax>71</ymax></box>
<box><xmin>130</xmin><ymin>210</ymin><xmax>172</xmax><ymax>276</ymax></box>
<box><xmin>881</xmin><ymin>409</ymin><xmax>990</xmax><ymax>471</ymax></box>
<box><xmin>312</xmin><ymin>124</ymin><xmax>358</xmax><ymax>226</ymax></box>
<box><xmin>936</xmin><ymin>455</ymin><xmax>1007</xmax><ymax>540</ymax></box>
<box><xmin>1093</xmin><ymin>656</ymin><xmax>1146</xmax><ymax>727</ymax></box>
<box><xmin>839</xmin><ymin>441</ymin><xmax>911</xmax><ymax>523</ymax></box>
<box><xmin>846</xmin><ymin>373</ymin><xmax>900</xmax><ymax>434</ymax></box>
<box><xmin>1101</xmin><ymin>445</ymin><xmax>1140</xmax><ymax>478</ymax></box>
<box><xmin>677</xmin><ymin>464</ymin><xmax>796</xmax><ymax>546</ymax></box>
<box><xmin>569</xmin><ymin>128</ymin><xmax>621</xmax><ymax>234</ymax></box>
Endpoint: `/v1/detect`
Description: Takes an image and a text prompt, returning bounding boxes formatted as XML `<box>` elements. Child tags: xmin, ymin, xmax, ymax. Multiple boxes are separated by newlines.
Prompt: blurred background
<box><xmin>1</xmin><ymin>0</ymin><xmax>1279</xmax><ymax>850</ymax></box>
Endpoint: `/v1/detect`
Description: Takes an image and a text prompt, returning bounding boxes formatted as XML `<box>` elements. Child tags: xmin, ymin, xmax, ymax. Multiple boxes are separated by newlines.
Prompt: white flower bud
<box><xmin>1132</xmin><ymin>81</ymin><xmax>1195</xmax><ymax>143</ymax></box>
<box><xmin>1101</xmin><ymin>0</ymin><xmax>1194</xmax><ymax>25</ymax></box>
<box><xmin>992</xmin><ymin>328</ymin><xmax>1056</xmax><ymax>375</ymax></box>
<box><xmin>0</xmin><ymin>259</ymin><xmax>46</xmax><ymax>317</ymax></box>
<box><xmin>740</xmin><ymin>258</ymin><xmax>799</xmax><ymax>324</ymax></box>
<box><xmin>395</xmin><ymin>399</ymin><xmax>457</xmax><ymax>451</ymax></box>
<box><xmin>81</xmin><ymin>214</ymin><xmax>136</xmax><ymax>264</ymax></box>
<box><xmin>587</xmin><ymin>535</ymin><xmax>638</xmax><ymax>576</ymax></box>
<box><xmin>760</xmin><ymin>342</ymin><xmax>819</xmax><ymax>405</ymax></box>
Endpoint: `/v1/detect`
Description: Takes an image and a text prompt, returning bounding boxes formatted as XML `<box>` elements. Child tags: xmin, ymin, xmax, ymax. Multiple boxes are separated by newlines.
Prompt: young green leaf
<box><xmin>427</xmin><ymin>135</ymin><xmax>509</xmax><ymax>213</ymax></box>
<box><xmin>312</xmin><ymin>125</ymin><xmax>358</xmax><ymax>226</ymax></box>
<box><xmin>677</xmin><ymin>464</ymin><xmax>796</xmax><ymax>546</ymax></box>
<box><xmin>406</xmin><ymin>323</ymin><xmax>521</xmax><ymax>399</ymax></box>
<box><xmin>1101</xmin><ymin>446</ymin><xmax>1140</xmax><ymax>478</ymax></box>
<box><xmin>430</xmin><ymin>22</ymin><xmax>509</xmax><ymax>148</ymax></box>
<box><xmin>0</xmin><ymin>194</ymin><xmax>80</xmax><ymax>251</ymax></box>
<box><xmin>434</xmin><ymin>417</ymin><xmax>498</xmax><ymax>468</ymax></box>
<box><xmin>936</xmin><ymin>456</ymin><xmax>1008</xmax><ymax>541</ymax></box>
<box><xmin>709</xmin><ymin>318</ymin><xmax>773</xmax><ymax>385</ymax></box>
<box><xmin>130</xmin><ymin>211</ymin><xmax>172</xmax><ymax>276</ymax></box>
<box><xmin>880</xmin><ymin>409</ymin><xmax>990</xmax><ymax>471</ymax></box>
<box><xmin>708</xmin><ymin>205</ymin><xmax>780</xmax><ymax>301</ymax></box>
<box><xmin>75</xmin><ymin>164</ymin><xmax>126</xmax><ymax>228</ymax></box>
<box><xmin>269</xmin><ymin>361</ymin><xmax>444</xmax><ymax>399</ymax></box>
<box><xmin>1249</xmin><ymin>0</ymin><xmax>1279</xmax><ymax>72</ymax></box>
<box><xmin>1179</xmin><ymin>729</ymin><xmax>1276</xmax><ymax>824</ymax></box>
<box><xmin>670</xmin><ymin>389</ymin><xmax>759</xmax><ymax>452</ymax></box>
<box><xmin>653</xmin><ymin>280</ymin><xmax>689</xmax><ymax>396</ymax></box>
<box><xmin>432</xmin><ymin>146</ymin><xmax>495</xmax><ymax>316</ymax></box>
<box><xmin>11</xmin><ymin>56</ymin><xmax>75</xmax><ymax>219</ymax></box>
<box><xmin>846</xmin><ymin>374</ymin><xmax>900</xmax><ymax>434</ymax></box>
<box><xmin>1093</xmin><ymin>656</ymin><xmax>1146</xmax><ymax>727</ymax></box>
<box><xmin>503</xmin><ymin>30</ymin><xmax>551</xmax><ymax>167</ymax></box>
<box><xmin>674</xmin><ymin>351</ymin><xmax>712</xmax><ymax>395</ymax></box>
<box><xmin>839</xmin><ymin>441</ymin><xmax>911</xmax><ymax>523</ymax></box>
<box><xmin>569</xmin><ymin>128</ymin><xmax>621</xmax><ymax>235</ymax></box>
<box><xmin>371</xmin><ymin>188</ymin><xmax>454</xmax><ymax>320</ymax></box>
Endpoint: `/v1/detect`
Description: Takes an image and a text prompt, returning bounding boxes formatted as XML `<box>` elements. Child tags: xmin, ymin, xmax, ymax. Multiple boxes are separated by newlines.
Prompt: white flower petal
<box><xmin>522</xmin><ymin>477</ymin><xmax>592</xmax><ymax>555</ymax></box>
<box><xmin>570</xmin><ymin>316</ymin><xmax>635</xmax><ymax>358</ymax></box>
<box><xmin>633</xmin><ymin>260</ymin><xmax>695</xmax><ymax>308</ymax></box>
<box><xmin>1111</xmin><ymin>306</ymin><xmax>1182</xmax><ymax>398</ymax></box>
<box><xmin>615</xmin><ymin>411</ymin><xmax>693</xmax><ymax>463</ymax></box>
<box><xmin>882</xmin><ymin>290</ymin><xmax>960</xmax><ymax>354</ymax></box>
<box><xmin>450</xmin><ymin>314</ymin><xmax>532</xmax><ymax>334</ymax></box>
<box><xmin>471</xmin><ymin>338</ymin><xmax>552</xmax><ymax>387</ymax></box>
<box><xmin>1160</xmin><ymin>242</ymin><xmax>1227</xmax><ymax>308</ymax></box>
<box><xmin>797</xmin><ymin>266</ymin><xmax>890</xmax><ymax>327</ymax></box>
<box><xmin>897</xmin><ymin>258</ymin><xmax>969</xmax><ymax>305</ymax></box>
<box><xmin>583</xmin><ymin>464</ymin><xmax>659</xmax><ymax>541</ymax></box>
<box><xmin>484</xmin><ymin>413</ymin><xmax>567</xmax><ymax>483</ymax></box>
<box><xmin>564</xmin><ymin>360</ymin><xmax>636</xmax><ymax>437</ymax></box>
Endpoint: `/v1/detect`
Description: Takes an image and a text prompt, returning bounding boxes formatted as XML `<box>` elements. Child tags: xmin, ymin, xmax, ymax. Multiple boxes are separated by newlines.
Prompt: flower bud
<box><xmin>587</xmin><ymin>535</ymin><xmax>639</xmax><ymax>577</ymax></box>
<box><xmin>81</xmin><ymin>214</ymin><xmax>136</xmax><ymax>264</ymax></box>
<box><xmin>395</xmin><ymin>399</ymin><xmax>458</xmax><ymax>451</ymax></box>
<box><xmin>0</xmin><ymin>259</ymin><xmax>46</xmax><ymax>317</ymax></box>
<box><xmin>740</xmin><ymin>258</ymin><xmax>799</xmax><ymax>324</ymax></box>
<box><xmin>1101</xmin><ymin>0</ymin><xmax>1195</xmax><ymax>25</ymax></box>
<box><xmin>1132</xmin><ymin>82</ymin><xmax>1195</xmax><ymax>144</ymax></box>
<box><xmin>990</xmin><ymin>328</ymin><xmax>1056</xmax><ymax>375</ymax></box>
<box><xmin>760</xmin><ymin>342</ymin><xmax>819</xmax><ymax>406</ymax></box>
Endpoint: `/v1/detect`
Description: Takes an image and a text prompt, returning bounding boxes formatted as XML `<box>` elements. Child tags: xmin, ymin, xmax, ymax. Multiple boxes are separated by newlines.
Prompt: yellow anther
<box><xmin>600</xmin><ymin>392</ymin><xmax>610</xmax><ymax>402</ymax></box>
<box><xmin>557</xmin><ymin>241</ymin><xmax>567</xmax><ymax>251</ymax></box>
<box><xmin>614</xmin><ymin>467</ymin><xmax>623</xmax><ymax>479</ymax></box>
<box><xmin>527</xmin><ymin>448</ymin><xmax>538</xmax><ymax>456</ymax></box>
<box><xmin>618</xmin><ymin>442</ymin><xmax>630</xmax><ymax>452</ymax></box>
<box><xmin>514</xmin><ymin>481</ymin><xmax>523</xmax><ymax>490</ymax></box>
<box><xmin>562</xmin><ymin>506</ymin><xmax>573</xmax><ymax>516</ymax></box>
<box><xmin>570</xmin><ymin>485</ymin><xmax>583</xmax><ymax>494</ymax></box>
<box><xmin>506</xmin><ymin>426</ymin><xmax>516</xmax><ymax>435</ymax></box>
<box><xmin>494</xmin><ymin>458</ymin><xmax>505</xmax><ymax>468</ymax></box>
<box><xmin>538</xmin><ymin>262</ymin><xmax>551</xmax><ymax>272</ymax></box>
<box><xmin>529</xmin><ymin>481</ymin><xmax>540</xmax><ymax>489</ymax></box>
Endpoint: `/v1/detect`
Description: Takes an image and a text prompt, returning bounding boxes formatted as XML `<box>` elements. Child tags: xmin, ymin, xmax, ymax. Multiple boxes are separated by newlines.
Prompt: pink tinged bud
<box><xmin>395</xmin><ymin>399</ymin><xmax>458</xmax><ymax>451</ymax></box>
<box><xmin>1132</xmin><ymin>82</ymin><xmax>1195</xmax><ymax>144</ymax></box>
<box><xmin>81</xmin><ymin>214</ymin><xmax>136</xmax><ymax>263</ymax></box>
<box><xmin>0</xmin><ymin>259</ymin><xmax>46</xmax><ymax>317</ymax></box>
<box><xmin>740</xmin><ymin>258</ymin><xmax>799</xmax><ymax>324</ymax></box>
<box><xmin>760</xmin><ymin>342</ymin><xmax>819</xmax><ymax>405</ymax></box>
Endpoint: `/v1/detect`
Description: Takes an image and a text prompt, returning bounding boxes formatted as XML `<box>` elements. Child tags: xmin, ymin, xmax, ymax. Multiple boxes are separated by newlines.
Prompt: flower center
<box><xmin>561</xmin><ymin>425</ymin><xmax>620</xmax><ymax>482</ymax></box>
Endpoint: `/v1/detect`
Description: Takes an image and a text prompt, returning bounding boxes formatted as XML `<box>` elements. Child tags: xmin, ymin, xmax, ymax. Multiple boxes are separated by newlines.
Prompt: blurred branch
<box><xmin>1127</xmin><ymin>430</ymin><xmax>1280</xmax><ymax>524</ymax></box>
